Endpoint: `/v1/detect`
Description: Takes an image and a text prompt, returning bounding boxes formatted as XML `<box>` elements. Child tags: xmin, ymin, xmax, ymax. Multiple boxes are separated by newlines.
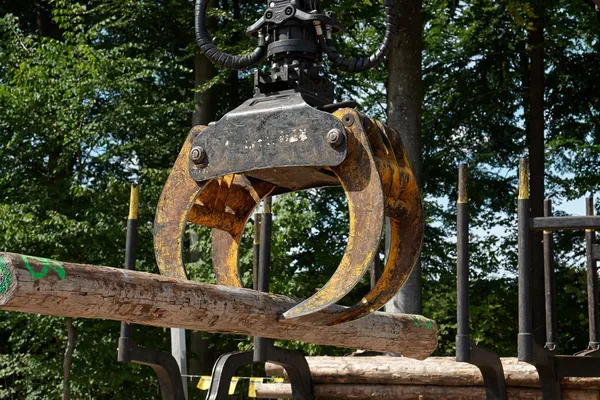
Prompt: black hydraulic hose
<box><xmin>319</xmin><ymin>0</ymin><xmax>396</xmax><ymax>73</ymax></box>
<box><xmin>195</xmin><ymin>0</ymin><xmax>266</xmax><ymax>70</ymax></box>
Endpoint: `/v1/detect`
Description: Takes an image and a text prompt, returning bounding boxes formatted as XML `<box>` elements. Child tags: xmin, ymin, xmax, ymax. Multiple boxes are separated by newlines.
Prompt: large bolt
<box><xmin>190</xmin><ymin>146</ymin><xmax>206</xmax><ymax>164</ymax></box>
<box><xmin>326</xmin><ymin>129</ymin><xmax>344</xmax><ymax>148</ymax></box>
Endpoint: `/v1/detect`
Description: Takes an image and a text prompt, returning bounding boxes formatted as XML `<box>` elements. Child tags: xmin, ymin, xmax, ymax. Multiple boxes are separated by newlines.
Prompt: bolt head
<box><xmin>342</xmin><ymin>114</ymin><xmax>355</xmax><ymax>127</ymax></box>
<box><xmin>190</xmin><ymin>146</ymin><xmax>206</xmax><ymax>164</ymax></box>
<box><xmin>326</xmin><ymin>129</ymin><xmax>344</xmax><ymax>147</ymax></box>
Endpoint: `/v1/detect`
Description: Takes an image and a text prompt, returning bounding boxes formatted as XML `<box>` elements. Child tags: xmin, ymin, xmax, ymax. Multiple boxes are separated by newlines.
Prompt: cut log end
<box><xmin>0</xmin><ymin>255</ymin><xmax>16</xmax><ymax>304</ymax></box>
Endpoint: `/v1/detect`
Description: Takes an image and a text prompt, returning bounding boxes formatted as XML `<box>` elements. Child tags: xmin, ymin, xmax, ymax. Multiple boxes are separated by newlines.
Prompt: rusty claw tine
<box><xmin>209</xmin><ymin>176</ymin><xmax>274</xmax><ymax>287</ymax></box>
<box><xmin>326</xmin><ymin>121</ymin><xmax>423</xmax><ymax>325</ymax></box>
<box><xmin>281</xmin><ymin>110</ymin><xmax>385</xmax><ymax>320</ymax></box>
<box><xmin>154</xmin><ymin>126</ymin><xmax>208</xmax><ymax>280</ymax></box>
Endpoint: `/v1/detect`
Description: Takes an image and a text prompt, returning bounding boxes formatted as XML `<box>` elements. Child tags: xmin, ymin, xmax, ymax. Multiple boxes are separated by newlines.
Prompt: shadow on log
<box><xmin>0</xmin><ymin>253</ymin><xmax>437</xmax><ymax>358</ymax></box>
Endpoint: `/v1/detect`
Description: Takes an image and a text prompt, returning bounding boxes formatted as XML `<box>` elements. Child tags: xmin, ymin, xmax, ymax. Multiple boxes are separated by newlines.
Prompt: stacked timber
<box><xmin>257</xmin><ymin>357</ymin><xmax>600</xmax><ymax>399</ymax></box>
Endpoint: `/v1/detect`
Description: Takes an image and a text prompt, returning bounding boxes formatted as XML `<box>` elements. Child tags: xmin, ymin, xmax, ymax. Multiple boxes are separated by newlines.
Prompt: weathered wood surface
<box><xmin>265</xmin><ymin>356</ymin><xmax>600</xmax><ymax>389</ymax></box>
<box><xmin>253</xmin><ymin>383</ymin><xmax>598</xmax><ymax>400</ymax></box>
<box><xmin>0</xmin><ymin>253</ymin><xmax>437</xmax><ymax>358</ymax></box>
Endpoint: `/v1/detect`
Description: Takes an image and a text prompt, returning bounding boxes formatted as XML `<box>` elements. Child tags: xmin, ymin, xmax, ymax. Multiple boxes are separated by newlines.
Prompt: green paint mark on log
<box><xmin>0</xmin><ymin>258</ymin><xmax>11</xmax><ymax>294</ymax></box>
<box><xmin>409</xmin><ymin>315</ymin><xmax>433</xmax><ymax>329</ymax></box>
<box><xmin>409</xmin><ymin>315</ymin><xmax>420</xmax><ymax>327</ymax></box>
<box><xmin>21</xmin><ymin>255</ymin><xmax>66</xmax><ymax>280</ymax></box>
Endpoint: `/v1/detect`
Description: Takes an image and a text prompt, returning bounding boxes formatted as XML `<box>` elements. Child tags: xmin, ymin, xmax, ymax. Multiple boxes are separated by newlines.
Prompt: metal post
<box><xmin>586</xmin><ymin>196</ymin><xmax>599</xmax><ymax>350</ymax></box>
<box><xmin>456</xmin><ymin>164</ymin><xmax>470</xmax><ymax>362</ymax></box>
<box><xmin>543</xmin><ymin>199</ymin><xmax>557</xmax><ymax>351</ymax></box>
<box><xmin>253</xmin><ymin>213</ymin><xmax>262</xmax><ymax>291</ymax></box>
<box><xmin>170</xmin><ymin>329</ymin><xmax>188</xmax><ymax>398</ymax></box>
<box><xmin>518</xmin><ymin>159</ymin><xmax>533</xmax><ymax>362</ymax></box>
<box><xmin>119</xmin><ymin>185</ymin><xmax>139</xmax><ymax>354</ymax></box>
<box><xmin>254</xmin><ymin>197</ymin><xmax>274</xmax><ymax>363</ymax></box>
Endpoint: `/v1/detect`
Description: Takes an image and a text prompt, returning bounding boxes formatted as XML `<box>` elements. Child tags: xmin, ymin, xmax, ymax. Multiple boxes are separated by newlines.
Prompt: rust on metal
<box><xmin>322</xmin><ymin>120</ymin><xmax>424</xmax><ymax>325</ymax></box>
<box><xmin>281</xmin><ymin>109</ymin><xmax>385</xmax><ymax>320</ymax></box>
<box><xmin>154</xmin><ymin>126</ymin><xmax>208</xmax><ymax>280</ymax></box>
<box><xmin>208</xmin><ymin>175</ymin><xmax>274</xmax><ymax>287</ymax></box>
<box><xmin>155</xmin><ymin>110</ymin><xmax>424</xmax><ymax>324</ymax></box>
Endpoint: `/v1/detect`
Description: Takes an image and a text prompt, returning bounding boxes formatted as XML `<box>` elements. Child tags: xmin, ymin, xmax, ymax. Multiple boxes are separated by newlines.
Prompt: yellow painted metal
<box><xmin>320</xmin><ymin>120</ymin><xmax>424</xmax><ymax>325</ymax></box>
<box><xmin>154</xmin><ymin>126</ymin><xmax>208</xmax><ymax>280</ymax></box>
<box><xmin>519</xmin><ymin>158</ymin><xmax>530</xmax><ymax>200</ymax></box>
<box><xmin>128</xmin><ymin>185</ymin><xmax>140</xmax><ymax>220</ymax></box>
<box><xmin>154</xmin><ymin>109</ymin><xmax>424</xmax><ymax>324</ymax></box>
<box><xmin>458</xmin><ymin>168</ymin><xmax>468</xmax><ymax>205</ymax></box>
<box><xmin>208</xmin><ymin>175</ymin><xmax>274</xmax><ymax>287</ymax></box>
<box><xmin>281</xmin><ymin>109</ymin><xmax>385</xmax><ymax>320</ymax></box>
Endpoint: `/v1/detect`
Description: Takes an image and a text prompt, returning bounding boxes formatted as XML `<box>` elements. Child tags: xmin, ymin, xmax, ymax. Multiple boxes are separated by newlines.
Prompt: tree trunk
<box><xmin>385</xmin><ymin>0</ymin><xmax>423</xmax><ymax>315</ymax></box>
<box><xmin>192</xmin><ymin>53</ymin><xmax>216</xmax><ymax>126</ymax></box>
<box><xmin>0</xmin><ymin>253</ymin><xmax>438</xmax><ymax>359</ymax></box>
<box><xmin>189</xmin><ymin>2</ymin><xmax>218</xmax><ymax>383</ymax></box>
<box><xmin>62</xmin><ymin>318</ymin><xmax>76</xmax><ymax>400</ymax></box>
<box><xmin>35</xmin><ymin>0</ymin><xmax>62</xmax><ymax>39</ymax></box>
<box><xmin>527</xmin><ymin>0</ymin><xmax>546</xmax><ymax>346</ymax></box>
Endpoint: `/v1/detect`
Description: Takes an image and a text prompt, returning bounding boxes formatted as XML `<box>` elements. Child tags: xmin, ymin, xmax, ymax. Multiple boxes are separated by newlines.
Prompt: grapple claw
<box><xmin>281</xmin><ymin>110</ymin><xmax>385</xmax><ymax>320</ymax></box>
<box><xmin>154</xmin><ymin>126</ymin><xmax>208</xmax><ymax>280</ymax></box>
<box><xmin>155</xmin><ymin>128</ymin><xmax>275</xmax><ymax>285</ymax></box>
<box><xmin>207</xmin><ymin>176</ymin><xmax>274</xmax><ymax>287</ymax></box>
<box><xmin>155</xmin><ymin>100</ymin><xmax>423</xmax><ymax>325</ymax></box>
<box><xmin>321</xmin><ymin>121</ymin><xmax>424</xmax><ymax>325</ymax></box>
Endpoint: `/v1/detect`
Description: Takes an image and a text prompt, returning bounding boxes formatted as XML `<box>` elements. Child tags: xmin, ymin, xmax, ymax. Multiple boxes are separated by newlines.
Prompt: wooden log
<box><xmin>253</xmin><ymin>383</ymin><xmax>599</xmax><ymax>400</ymax></box>
<box><xmin>0</xmin><ymin>253</ymin><xmax>437</xmax><ymax>358</ymax></box>
<box><xmin>265</xmin><ymin>356</ymin><xmax>600</xmax><ymax>389</ymax></box>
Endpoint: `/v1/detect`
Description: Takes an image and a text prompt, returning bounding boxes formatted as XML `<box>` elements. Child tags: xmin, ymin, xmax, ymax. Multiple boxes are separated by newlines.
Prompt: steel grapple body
<box><xmin>154</xmin><ymin>94</ymin><xmax>423</xmax><ymax>325</ymax></box>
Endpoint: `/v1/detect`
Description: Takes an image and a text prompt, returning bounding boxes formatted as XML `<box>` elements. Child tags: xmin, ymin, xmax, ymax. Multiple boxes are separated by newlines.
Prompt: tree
<box><xmin>385</xmin><ymin>0</ymin><xmax>424</xmax><ymax>316</ymax></box>
<box><xmin>0</xmin><ymin>0</ymin><xmax>193</xmax><ymax>396</ymax></box>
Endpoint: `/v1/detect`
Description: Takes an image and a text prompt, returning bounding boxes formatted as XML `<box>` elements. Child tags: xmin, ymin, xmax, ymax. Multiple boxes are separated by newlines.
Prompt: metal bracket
<box><xmin>529</xmin><ymin>344</ymin><xmax>600</xmax><ymax>400</ymax></box>
<box><xmin>517</xmin><ymin>161</ymin><xmax>600</xmax><ymax>400</ymax></box>
<box><xmin>458</xmin><ymin>339</ymin><xmax>507</xmax><ymax>400</ymax></box>
<box><xmin>118</xmin><ymin>337</ymin><xmax>186</xmax><ymax>400</ymax></box>
<box><xmin>206</xmin><ymin>345</ymin><xmax>313</xmax><ymax>400</ymax></box>
<box><xmin>188</xmin><ymin>92</ymin><xmax>346</xmax><ymax>184</ymax></box>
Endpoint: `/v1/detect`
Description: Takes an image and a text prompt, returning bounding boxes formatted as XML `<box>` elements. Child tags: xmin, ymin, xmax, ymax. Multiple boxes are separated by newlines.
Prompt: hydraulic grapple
<box><xmin>154</xmin><ymin>0</ymin><xmax>424</xmax><ymax>325</ymax></box>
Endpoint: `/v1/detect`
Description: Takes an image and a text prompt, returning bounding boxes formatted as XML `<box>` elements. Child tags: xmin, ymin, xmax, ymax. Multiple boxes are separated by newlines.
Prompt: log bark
<box><xmin>253</xmin><ymin>382</ymin><xmax>598</xmax><ymax>400</ymax></box>
<box><xmin>265</xmin><ymin>356</ymin><xmax>600</xmax><ymax>389</ymax></box>
<box><xmin>0</xmin><ymin>253</ymin><xmax>437</xmax><ymax>359</ymax></box>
